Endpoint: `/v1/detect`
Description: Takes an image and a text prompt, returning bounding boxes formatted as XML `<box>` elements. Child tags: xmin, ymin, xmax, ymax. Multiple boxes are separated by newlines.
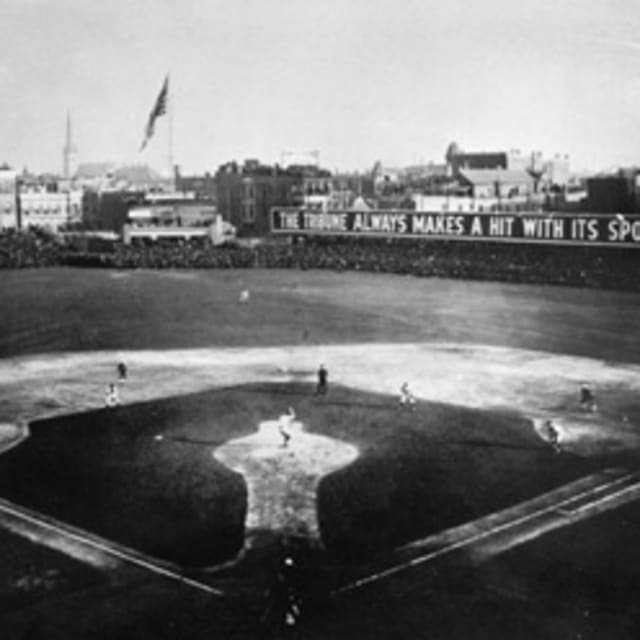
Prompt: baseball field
<box><xmin>1</xmin><ymin>266</ymin><xmax>640</xmax><ymax>639</ymax></box>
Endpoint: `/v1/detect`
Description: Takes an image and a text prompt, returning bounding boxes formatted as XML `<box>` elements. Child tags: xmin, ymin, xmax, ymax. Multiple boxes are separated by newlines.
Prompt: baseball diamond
<box><xmin>6</xmin><ymin>4</ymin><xmax>640</xmax><ymax>637</ymax></box>
<box><xmin>1</xmin><ymin>267</ymin><xmax>640</xmax><ymax>639</ymax></box>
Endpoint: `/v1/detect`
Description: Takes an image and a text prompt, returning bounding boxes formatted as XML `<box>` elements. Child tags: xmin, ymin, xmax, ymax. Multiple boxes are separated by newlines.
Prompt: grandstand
<box><xmin>1</xmin><ymin>225</ymin><xmax>639</xmax><ymax>292</ymax></box>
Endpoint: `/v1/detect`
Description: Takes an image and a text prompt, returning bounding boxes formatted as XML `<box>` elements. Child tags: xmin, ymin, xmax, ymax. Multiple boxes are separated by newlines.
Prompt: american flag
<box><xmin>140</xmin><ymin>76</ymin><xmax>168</xmax><ymax>151</ymax></box>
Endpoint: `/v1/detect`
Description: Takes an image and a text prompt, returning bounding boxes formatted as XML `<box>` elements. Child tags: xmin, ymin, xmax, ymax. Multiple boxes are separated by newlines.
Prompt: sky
<box><xmin>1</xmin><ymin>0</ymin><xmax>640</xmax><ymax>175</ymax></box>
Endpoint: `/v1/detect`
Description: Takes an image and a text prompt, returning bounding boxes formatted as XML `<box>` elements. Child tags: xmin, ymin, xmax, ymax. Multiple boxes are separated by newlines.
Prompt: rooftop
<box><xmin>460</xmin><ymin>168</ymin><xmax>535</xmax><ymax>185</ymax></box>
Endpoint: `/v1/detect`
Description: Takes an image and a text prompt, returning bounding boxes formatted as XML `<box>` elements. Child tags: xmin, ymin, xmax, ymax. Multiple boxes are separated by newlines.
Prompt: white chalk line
<box><xmin>0</xmin><ymin>499</ymin><xmax>224</xmax><ymax>596</ymax></box>
<box><xmin>551</xmin><ymin>471</ymin><xmax>639</xmax><ymax>513</ymax></box>
<box><xmin>569</xmin><ymin>481</ymin><xmax>640</xmax><ymax>516</ymax></box>
<box><xmin>334</xmin><ymin>471</ymin><xmax>640</xmax><ymax>594</ymax></box>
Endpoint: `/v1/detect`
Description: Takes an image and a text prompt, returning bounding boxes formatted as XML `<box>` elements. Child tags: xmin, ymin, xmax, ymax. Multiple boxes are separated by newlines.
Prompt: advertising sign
<box><xmin>271</xmin><ymin>208</ymin><xmax>640</xmax><ymax>247</ymax></box>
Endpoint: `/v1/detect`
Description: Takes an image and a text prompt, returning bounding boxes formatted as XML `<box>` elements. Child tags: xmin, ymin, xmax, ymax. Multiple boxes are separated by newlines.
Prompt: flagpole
<box><xmin>168</xmin><ymin>74</ymin><xmax>174</xmax><ymax>190</ymax></box>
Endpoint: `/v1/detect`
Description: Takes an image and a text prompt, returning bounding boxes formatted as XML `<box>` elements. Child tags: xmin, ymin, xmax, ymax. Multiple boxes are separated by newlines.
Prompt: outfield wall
<box><xmin>2</xmin><ymin>228</ymin><xmax>639</xmax><ymax>292</ymax></box>
<box><xmin>271</xmin><ymin>208</ymin><xmax>640</xmax><ymax>248</ymax></box>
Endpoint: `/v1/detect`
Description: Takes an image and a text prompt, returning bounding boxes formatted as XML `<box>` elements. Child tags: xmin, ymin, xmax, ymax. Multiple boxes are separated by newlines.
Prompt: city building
<box><xmin>372</xmin><ymin>163</ymin><xmax>404</xmax><ymax>193</ymax></box>
<box><xmin>174</xmin><ymin>168</ymin><xmax>217</xmax><ymax>201</ymax></box>
<box><xmin>458</xmin><ymin>168</ymin><xmax>537</xmax><ymax>199</ymax></box>
<box><xmin>75</xmin><ymin>162</ymin><xmax>118</xmax><ymax>191</ymax></box>
<box><xmin>586</xmin><ymin>169</ymin><xmax>640</xmax><ymax>214</ymax></box>
<box><xmin>75</xmin><ymin>163</ymin><xmax>171</xmax><ymax>193</ymax></box>
<box><xmin>0</xmin><ymin>168</ymin><xmax>82</xmax><ymax>232</ymax></box>
<box><xmin>298</xmin><ymin>171</ymin><xmax>375</xmax><ymax>212</ymax></box>
<box><xmin>445</xmin><ymin>143</ymin><xmax>571</xmax><ymax>190</ymax></box>
<box><xmin>445</xmin><ymin>142</ymin><xmax>507</xmax><ymax>177</ymax></box>
<box><xmin>0</xmin><ymin>165</ymin><xmax>18</xmax><ymax>229</ymax></box>
<box><xmin>81</xmin><ymin>190</ymin><xmax>146</xmax><ymax>232</ymax></box>
<box><xmin>214</xmin><ymin>160</ymin><xmax>302</xmax><ymax>236</ymax></box>
<box><xmin>372</xmin><ymin>161</ymin><xmax>446</xmax><ymax>195</ymax></box>
<box><xmin>412</xmin><ymin>194</ymin><xmax>496</xmax><ymax>213</ymax></box>
<box><xmin>109</xmin><ymin>165</ymin><xmax>171</xmax><ymax>192</ymax></box>
<box><xmin>19</xmin><ymin>176</ymin><xmax>82</xmax><ymax>231</ymax></box>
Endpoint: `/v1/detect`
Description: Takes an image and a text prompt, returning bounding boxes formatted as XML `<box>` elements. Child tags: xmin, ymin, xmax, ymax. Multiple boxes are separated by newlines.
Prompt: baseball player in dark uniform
<box><xmin>543</xmin><ymin>419</ymin><xmax>561</xmax><ymax>453</ymax></box>
<box><xmin>317</xmin><ymin>364</ymin><xmax>328</xmax><ymax>395</ymax></box>
<box><xmin>580</xmin><ymin>384</ymin><xmax>597</xmax><ymax>412</ymax></box>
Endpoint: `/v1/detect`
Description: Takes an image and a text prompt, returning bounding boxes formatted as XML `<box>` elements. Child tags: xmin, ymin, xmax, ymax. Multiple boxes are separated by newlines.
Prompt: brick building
<box><xmin>586</xmin><ymin>170</ymin><xmax>640</xmax><ymax>214</ymax></box>
<box><xmin>215</xmin><ymin>160</ymin><xmax>325</xmax><ymax>236</ymax></box>
<box><xmin>174</xmin><ymin>168</ymin><xmax>217</xmax><ymax>201</ymax></box>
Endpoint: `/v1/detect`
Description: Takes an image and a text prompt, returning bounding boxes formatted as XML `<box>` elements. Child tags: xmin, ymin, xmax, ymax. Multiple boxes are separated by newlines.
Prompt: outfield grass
<box><xmin>2</xmin><ymin>268</ymin><xmax>640</xmax><ymax>363</ymax></box>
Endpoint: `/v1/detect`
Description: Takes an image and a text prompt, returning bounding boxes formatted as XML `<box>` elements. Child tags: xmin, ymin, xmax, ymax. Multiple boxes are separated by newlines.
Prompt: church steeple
<box><xmin>63</xmin><ymin>112</ymin><xmax>78</xmax><ymax>179</ymax></box>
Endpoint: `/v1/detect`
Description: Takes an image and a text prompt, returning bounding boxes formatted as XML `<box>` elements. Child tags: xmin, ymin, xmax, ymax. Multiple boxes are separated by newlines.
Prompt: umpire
<box><xmin>316</xmin><ymin>364</ymin><xmax>328</xmax><ymax>395</ymax></box>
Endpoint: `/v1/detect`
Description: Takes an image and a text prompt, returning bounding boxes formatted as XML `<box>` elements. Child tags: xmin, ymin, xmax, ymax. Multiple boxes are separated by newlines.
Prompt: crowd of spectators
<box><xmin>254</xmin><ymin>237</ymin><xmax>639</xmax><ymax>290</ymax></box>
<box><xmin>110</xmin><ymin>238</ymin><xmax>256</xmax><ymax>269</ymax></box>
<box><xmin>1</xmin><ymin>229</ymin><xmax>638</xmax><ymax>292</ymax></box>
<box><xmin>0</xmin><ymin>228</ymin><xmax>63</xmax><ymax>268</ymax></box>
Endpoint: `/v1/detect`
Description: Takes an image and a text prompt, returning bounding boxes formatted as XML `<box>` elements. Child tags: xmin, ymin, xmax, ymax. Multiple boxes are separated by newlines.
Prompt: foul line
<box><xmin>333</xmin><ymin>471</ymin><xmax>640</xmax><ymax>595</ymax></box>
<box><xmin>570</xmin><ymin>482</ymin><xmax>640</xmax><ymax>515</ymax></box>
<box><xmin>0</xmin><ymin>500</ymin><xmax>224</xmax><ymax>597</ymax></box>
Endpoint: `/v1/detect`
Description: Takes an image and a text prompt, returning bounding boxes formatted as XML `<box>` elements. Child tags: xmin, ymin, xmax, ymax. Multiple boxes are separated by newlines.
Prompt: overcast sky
<box><xmin>1</xmin><ymin>0</ymin><xmax>639</xmax><ymax>175</ymax></box>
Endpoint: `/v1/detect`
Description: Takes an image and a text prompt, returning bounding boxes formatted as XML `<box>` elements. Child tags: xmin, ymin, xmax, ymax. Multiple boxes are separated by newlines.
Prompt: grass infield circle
<box><xmin>0</xmin><ymin>382</ymin><xmax>595</xmax><ymax>569</ymax></box>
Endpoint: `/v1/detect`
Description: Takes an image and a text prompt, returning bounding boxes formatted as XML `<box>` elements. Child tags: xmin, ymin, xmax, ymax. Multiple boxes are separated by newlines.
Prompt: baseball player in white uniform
<box><xmin>399</xmin><ymin>382</ymin><xmax>416</xmax><ymax>410</ymax></box>
<box><xmin>105</xmin><ymin>383</ymin><xmax>120</xmax><ymax>408</ymax></box>
<box><xmin>278</xmin><ymin>407</ymin><xmax>296</xmax><ymax>448</ymax></box>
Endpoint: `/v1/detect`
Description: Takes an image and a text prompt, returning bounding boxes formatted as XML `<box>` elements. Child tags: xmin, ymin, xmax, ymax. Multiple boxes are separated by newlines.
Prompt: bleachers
<box><xmin>1</xmin><ymin>229</ymin><xmax>638</xmax><ymax>292</ymax></box>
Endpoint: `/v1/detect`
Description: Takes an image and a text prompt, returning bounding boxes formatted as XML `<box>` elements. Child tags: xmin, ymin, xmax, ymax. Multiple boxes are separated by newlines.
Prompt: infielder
<box><xmin>580</xmin><ymin>384</ymin><xmax>597</xmax><ymax>413</ymax></box>
<box><xmin>105</xmin><ymin>383</ymin><xmax>120</xmax><ymax>409</ymax></box>
<box><xmin>399</xmin><ymin>382</ymin><xmax>416</xmax><ymax>410</ymax></box>
<box><xmin>543</xmin><ymin>419</ymin><xmax>561</xmax><ymax>453</ymax></box>
<box><xmin>316</xmin><ymin>364</ymin><xmax>328</xmax><ymax>395</ymax></box>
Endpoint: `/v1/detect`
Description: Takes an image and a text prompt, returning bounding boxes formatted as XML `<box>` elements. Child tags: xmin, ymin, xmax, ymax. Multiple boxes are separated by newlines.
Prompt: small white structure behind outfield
<box><xmin>123</xmin><ymin>200</ymin><xmax>235</xmax><ymax>245</ymax></box>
